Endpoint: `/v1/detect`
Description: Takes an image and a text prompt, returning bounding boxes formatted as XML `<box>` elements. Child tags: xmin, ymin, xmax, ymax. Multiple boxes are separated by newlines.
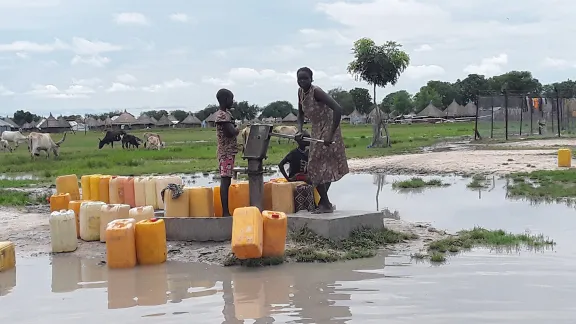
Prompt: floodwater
<box><xmin>3</xmin><ymin>174</ymin><xmax>576</xmax><ymax>323</ymax></box>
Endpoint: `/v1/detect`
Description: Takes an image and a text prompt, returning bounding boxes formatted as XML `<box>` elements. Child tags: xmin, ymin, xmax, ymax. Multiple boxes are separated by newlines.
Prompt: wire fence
<box><xmin>474</xmin><ymin>91</ymin><xmax>576</xmax><ymax>140</ymax></box>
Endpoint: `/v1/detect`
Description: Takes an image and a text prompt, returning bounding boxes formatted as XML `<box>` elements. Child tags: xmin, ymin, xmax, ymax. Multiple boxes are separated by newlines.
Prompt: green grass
<box><xmin>0</xmin><ymin>189</ymin><xmax>48</xmax><ymax>206</ymax></box>
<box><xmin>392</xmin><ymin>177</ymin><xmax>448</xmax><ymax>189</ymax></box>
<box><xmin>0</xmin><ymin>179</ymin><xmax>48</xmax><ymax>188</ymax></box>
<box><xmin>507</xmin><ymin>170</ymin><xmax>576</xmax><ymax>201</ymax></box>
<box><xmin>223</xmin><ymin>226</ymin><xmax>418</xmax><ymax>267</ymax></box>
<box><xmin>467</xmin><ymin>174</ymin><xmax>490</xmax><ymax>189</ymax></box>
<box><xmin>426</xmin><ymin>227</ymin><xmax>555</xmax><ymax>263</ymax></box>
<box><xmin>0</xmin><ymin>123</ymin><xmax>474</xmax><ymax>177</ymax></box>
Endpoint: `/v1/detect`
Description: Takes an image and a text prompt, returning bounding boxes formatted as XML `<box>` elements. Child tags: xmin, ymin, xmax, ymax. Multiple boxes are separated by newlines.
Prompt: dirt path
<box><xmin>0</xmin><ymin>206</ymin><xmax>447</xmax><ymax>264</ymax></box>
<box><xmin>349</xmin><ymin>149</ymin><xmax>560</xmax><ymax>175</ymax></box>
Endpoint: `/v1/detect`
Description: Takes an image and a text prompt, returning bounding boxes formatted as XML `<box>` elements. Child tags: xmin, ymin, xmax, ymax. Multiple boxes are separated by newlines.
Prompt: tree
<box><xmin>12</xmin><ymin>110</ymin><xmax>41</xmax><ymax>125</ymax></box>
<box><xmin>487</xmin><ymin>71</ymin><xmax>542</xmax><ymax>95</ymax></box>
<box><xmin>381</xmin><ymin>90</ymin><xmax>413</xmax><ymax>116</ymax></box>
<box><xmin>328</xmin><ymin>88</ymin><xmax>356</xmax><ymax>115</ymax></box>
<box><xmin>195</xmin><ymin>105</ymin><xmax>219</xmax><ymax>121</ymax></box>
<box><xmin>232</xmin><ymin>101</ymin><xmax>260</xmax><ymax>121</ymax></box>
<box><xmin>260</xmin><ymin>101</ymin><xmax>296</xmax><ymax>119</ymax></box>
<box><xmin>455</xmin><ymin>74</ymin><xmax>489</xmax><ymax>103</ymax></box>
<box><xmin>425</xmin><ymin>81</ymin><xmax>460</xmax><ymax>107</ymax></box>
<box><xmin>348</xmin><ymin>87</ymin><xmax>373</xmax><ymax>114</ymax></box>
<box><xmin>413</xmin><ymin>86</ymin><xmax>442</xmax><ymax>112</ymax></box>
<box><xmin>348</xmin><ymin>38</ymin><xmax>410</xmax><ymax>147</ymax></box>
<box><xmin>543</xmin><ymin>80</ymin><xmax>576</xmax><ymax>97</ymax></box>
<box><xmin>170</xmin><ymin>109</ymin><xmax>188</xmax><ymax>122</ymax></box>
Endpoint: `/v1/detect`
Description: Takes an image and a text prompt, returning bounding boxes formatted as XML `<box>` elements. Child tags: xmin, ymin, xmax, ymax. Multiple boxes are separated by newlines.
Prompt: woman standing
<box><xmin>296</xmin><ymin>67</ymin><xmax>349</xmax><ymax>213</ymax></box>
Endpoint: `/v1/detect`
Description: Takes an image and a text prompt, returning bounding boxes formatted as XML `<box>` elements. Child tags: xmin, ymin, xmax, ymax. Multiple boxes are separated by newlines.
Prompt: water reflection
<box><xmin>0</xmin><ymin>268</ymin><xmax>16</xmax><ymax>297</ymax></box>
<box><xmin>45</xmin><ymin>253</ymin><xmax>389</xmax><ymax>322</ymax></box>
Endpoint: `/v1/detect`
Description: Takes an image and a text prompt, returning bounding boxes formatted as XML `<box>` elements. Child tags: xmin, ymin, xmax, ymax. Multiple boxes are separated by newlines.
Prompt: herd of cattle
<box><xmin>0</xmin><ymin>125</ymin><xmax>298</xmax><ymax>159</ymax></box>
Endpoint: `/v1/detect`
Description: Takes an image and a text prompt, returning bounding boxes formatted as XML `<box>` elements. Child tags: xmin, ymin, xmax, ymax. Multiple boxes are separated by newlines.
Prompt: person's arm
<box><xmin>278</xmin><ymin>153</ymin><xmax>290</xmax><ymax>180</ymax></box>
<box><xmin>297</xmin><ymin>89</ymin><xmax>304</xmax><ymax>133</ymax></box>
<box><xmin>314</xmin><ymin>87</ymin><xmax>342</xmax><ymax>142</ymax></box>
<box><xmin>220</xmin><ymin>122</ymin><xmax>238</xmax><ymax>138</ymax></box>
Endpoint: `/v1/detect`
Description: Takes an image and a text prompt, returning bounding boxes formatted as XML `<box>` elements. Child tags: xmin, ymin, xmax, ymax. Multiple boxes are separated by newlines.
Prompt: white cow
<box><xmin>146</xmin><ymin>135</ymin><xmax>162</xmax><ymax>150</ymax></box>
<box><xmin>1</xmin><ymin>130</ymin><xmax>28</xmax><ymax>148</ymax></box>
<box><xmin>28</xmin><ymin>132</ymin><xmax>66</xmax><ymax>159</ymax></box>
<box><xmin>0</xmin><ymin>139</ymin><xmax>12</xmax><ymax>152</ymax></box>
<box><xmin>272</xmin><ymin>125</ymin><xmax>298</xmax><ymax>144</ymax></box>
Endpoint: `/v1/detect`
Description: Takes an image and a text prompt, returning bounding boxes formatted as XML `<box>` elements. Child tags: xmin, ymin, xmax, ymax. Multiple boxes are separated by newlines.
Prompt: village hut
<box><xmin>155</xmin><ymin>114</ymin><xmax>172</xmax><ymax>128</ymax></box>
<box><xmin>134</xmin><ymin>113</ymin><xmax>156</xmax><ymax>129</ymax></box>
<box><xmin>348</xmin><ymin>109</ymin><xmax>367</xmax><ymax>125</ymax></box>
<box><xmin>179</xmin><ymin>113</ymin><xmax>202</xmax><ymax>128</ymax></box>
<box><xmin>36</xmin><ymin>113</ymin><xmax>71</xmax><ymax>133</ymax></box>
<box><xmin>111</xmin><ymin>111</ymin><xmax>138</xmax><ymax>129</ymax></box>
<box><xmin>282</xmin><ymin>112</ymin><xmax>298</xmax><ymax>123</ymax></box>
<box><xmin>463</xmin><ymin>101</ymin><xmax>478</xmax><ymax>117</ymax></box>
<box><xmin>2</xmin><ymin>117</ymin><xmax>19</xmax><ymax>130</ymax></box>
<box><xmin>416</xmin><ymin>102</ymin><xmax>444</xmax><ymax>118</ymax></box>
<box><xmin>0</xmin><ymin>119</ymin><xmax>11</xmax><ymax>134</ymax></box>
<box><xmin>445</xmin><ymin>99</ymin><xmax>464</xmax><ymax>118</ymax></box>
<box><xmin>205</xmin><ymin>112</ymin><xmax>217</xmax><ymax>127</ymax></box>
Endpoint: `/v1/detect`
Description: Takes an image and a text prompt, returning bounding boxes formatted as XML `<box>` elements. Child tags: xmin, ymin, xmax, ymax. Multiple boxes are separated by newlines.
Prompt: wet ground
<box><xmin>2</xmin><ymin>173</ymin><xmax>576</xmax><ymax>322</ymax></box>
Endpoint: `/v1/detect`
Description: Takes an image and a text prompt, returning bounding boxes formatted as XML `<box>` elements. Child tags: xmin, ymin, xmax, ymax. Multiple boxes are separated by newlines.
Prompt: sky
<box><xmin>0</xmin><ymin>0</ymin><xmax>575</xmax><ymax>117</ymax></box>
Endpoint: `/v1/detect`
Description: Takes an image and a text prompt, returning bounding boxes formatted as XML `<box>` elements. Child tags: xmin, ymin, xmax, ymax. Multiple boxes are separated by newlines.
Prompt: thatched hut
<box><xmin>2</xmin><ymin>117</ymin><xmax>19</xmax><ymax>130</ymax></box>
<box><xmin>463</xmin><ymin>101</ymin><xmax>477</xmax><ymax>117</ymax></box>
<box><xmin>205</xmin><ymin>112</ymin><xmax>217</xmax><ymax>127</ymax></box>
<box><xmin>348</xmin><ymin>109</ymin><xmax>367</xmax><ymax>125</ymax></box>
<box><xmin>416</xmin><ymin>102</ymin><xmax>444</xmax><ymax>118</ymax></box>
<box><xmin>37</xmin><ymin>113</ymin><xmax>71</xmax><ymax>133</ymax></box>
<box><xmin>155</xmin><ymin>115</ymin><xmax>172</xmax><ymax>128</ymax></box>
<box><xmin>282</xmin><ymin>112</ymin><xmax>297</xmax><ymax>123</ymax></box>
<box><xmin>111</xmin><ymin>111</ymin><xmax>137</xmax><ymax>129</ymax></box>
<box><xmin>179</xmin><ymin>114</ymin><xmax>202</xmax><ymax>128</ymax></box>
<box><xmin>445</xmin><ymin>99</ymin><xmax>464</xmax><ymax>118</ymax></box>
<box><xmin>134</xmin><ymin>114</ymin><xmax>156</xmax><ymax>129</ymax></box>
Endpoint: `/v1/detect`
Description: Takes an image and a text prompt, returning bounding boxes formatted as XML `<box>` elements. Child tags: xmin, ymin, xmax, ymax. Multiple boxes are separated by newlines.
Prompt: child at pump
<box><xmin>278</xmin><ymin>130</ymin><xmax>311</xmax><ymax>182</ymax></box>
<box><xmin>215</xmin><ymin>88</ymin><xmax>239</xmax><ymax>217</ymax></box>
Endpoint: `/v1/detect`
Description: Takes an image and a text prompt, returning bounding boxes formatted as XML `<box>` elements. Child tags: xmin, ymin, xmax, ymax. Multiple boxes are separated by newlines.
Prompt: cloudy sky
<box><xmin>0</xmin><ymin>0</ymin><xmax>573</xmax><ymax>117</ymax></box>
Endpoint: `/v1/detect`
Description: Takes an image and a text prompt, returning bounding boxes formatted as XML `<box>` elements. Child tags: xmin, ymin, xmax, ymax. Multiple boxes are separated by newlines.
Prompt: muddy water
<box><xmin>2</xmin><ymin>174</ymin><xmax>576</xmax><ymax>322</ymax></box>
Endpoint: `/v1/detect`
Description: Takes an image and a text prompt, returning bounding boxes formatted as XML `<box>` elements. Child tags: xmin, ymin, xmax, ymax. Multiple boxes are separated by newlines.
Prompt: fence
<box><xmin>474</xmin><ymin>91</ymin><xmax>576</xmax><ymax>140</ymax></box>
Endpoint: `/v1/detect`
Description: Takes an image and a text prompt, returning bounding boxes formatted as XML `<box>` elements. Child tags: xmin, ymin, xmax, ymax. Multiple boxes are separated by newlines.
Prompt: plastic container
<box><xmin>129</xmin><ymin>206</ymin><xmax>155</xmax><ymax>223</ymax></box>
<box><xmin>55</xmin><ymin>174</ymin><xmax>80</xmax><ymax>201</ymax></box>
<box><xmin>263</xmin><ymin>178</ymin><xmax>288</xmax><ymax>211</ymax></box>
<box><xmin>100</xmin><ymin>204</ymin><xmax>131</xmax><ymax>243</ymax></box>
<box><xmin>68</xmin><ymin>200</ymin><xmax>88</xmax><ymax>238</ymax></box>
<box><xmin>105</xmin><ymin>218</ymin><xmax>137</xmax><ymax>269</ymax></box>
<box><xmin>98</xmin><ymin>175</ymin><xmax>112</xmax><ymax>203</ymax></box>
<box><xmin>124</xmin><ymin>177</ymin><xmax>136</xmax><ymax>208</ymax></box>
<box><xmin>0</xmin><ymin>241</ymin><xmax>16</xmax><ymax>272</ymax></box>
<box><xmin>558</xmin><ymin>148</ymin><xmax>572</xmax><ymax>167</ymax></box>
<box><xmin>89</xmin><ymin>175</ymin><xmax>101</xmax><ymax>203</ymax></box>
<box><xmin>133</xmin><ymin>177</ymin><xmax>147</xmax><ymax>207</ymax></box>
<box><xmin>229</xmin><ymin>182</ymin><xmax>250</xmax><ymax>215</ymax></box>
<box><xmin>50</xmin><ymin>193</ymin><xmax>71</xmax><ymax>212</ymax></box>
<box><xmin>49</xmin><ymin>210</ymin><xmax>78</xmax><ymax>253</ymax></box>
<box><xmin>187</xmin><ymin>187</ymin><xmax>214</xmax><ymax>217</ymax></box>
<box><xmin>164</xmin><ymin>187</ymin><xmax>189</xmax><ymax>217</ymax></box>
<box><xmin>135</xmin><ymin>218</ymin><xmax>167</xmax><ymax>265</ymax></box>
<box><xmin>144</xmin><ymin>177</ymin><xmax>158</xmax><ymax>209</ymax></box>
<box><xmin>155</xmin><ymin>176</ymin><xmax>183</xmax><ymax>210</ymax></box>
<box><xmin>79</xmin><ymin>201</ymin><xmax>105</xmax><ymax>241</ymax></box>
<box><xmin>109</xmin><ymin>177</ymin><xmax>121</xmax><ymax>204</ymax></box>
<box><xmin>261</xmin><ymin>211</ymin><xmax>287</xmax><ymax>257</ymax></box>
<box><xmin>117</xmin><ymin>176</ymin><xmax>128</xmax><ymax>204</ymax></box>
<box><xmin>213</xmin><ymin>186</ymin><xmax>223</xmax><ymax>217</ymax></box>
<box><xmin>271</xmin><ymin>182</ymin><xmax>296</xmax><ymax>214</ymax></box>
<box><xmin>231</xmin><ymin>207</ymin><xmax>263</xmax><ymax>259</ymax></box>
<box><xmin>80</xmin><ymin>175</ymin><xmax>91</xmax><ymax>200</ymax></box>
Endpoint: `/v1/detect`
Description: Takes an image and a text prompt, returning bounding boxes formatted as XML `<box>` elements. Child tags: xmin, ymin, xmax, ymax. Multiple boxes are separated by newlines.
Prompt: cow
<box><xmin>98</xmin><ymin>130</ymin><xmax>126</xmax><ymax>149</ymax></box>
<box><xmin>1</xmin><ymin>130</ymin><xmax>28</xmax><ymax>149</ymax></box>
<box><xmin>0</xmin><ymin>139</ymin><xmax>12</xmax><ymax>152</ymax></box>
<box><xmin>122</xmin><ymin>134</ymin><xmax>142</xmax><ymax>149</ymax></box>
<box><xmin>272</xmin><ymin>125</ymin><xmax>298</xmax><ymax>144</ymax></box>
<box><xmin>143</xmin><ymin>132</ymin><xmax>162</xmax><ymax>148</ymax></box>
<box><xmin>28</xmin><ymin>132</ymin><xmax>66</xmax><ymax>159</ymax></box>
<box><xmin>146</xmin><ymin>135</ymin><xmax>162</xmax><ymax>150</ymax></box>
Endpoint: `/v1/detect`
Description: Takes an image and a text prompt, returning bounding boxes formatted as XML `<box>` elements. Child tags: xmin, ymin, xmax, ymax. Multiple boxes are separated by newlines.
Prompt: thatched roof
<box><xmin>168</xmin><ymin>114</ymin><xmax>178</xmax><ymax>122</ymax></box>
<box><xmin>416</xmin><ymin>103</ymin><xmax>444</xmax><ymax>118</ymax></box>
<box><xmin>180</xmin><ymin>113</ymin><xmax>202</xmax><ymax>125</ymax></box>
<box><xmin>0</xmin><ymin>119</ymin><xmax>12</xmax><ymax>128</ymax></box>
<box><xmin>282</xmin><ymin>112</ymin><xmax>297</xmax><ymax>122</ymax></box>
<box><xmin>2</xmin><ymin>117</ymin><xmax>19</xmax><ymax>128</ymax></box>
<box><xmin>136</xmin><ymin>113</ymin><xmax>156</xmax><ymax>125</ymax></box>
<box><xmin>463</xmin><ymin>101</ymin><xmax>477</xmax><ymax>117</ymax></box>
<box><xmin>155</xmin><ymin>114</ymin><xmax>172</xmax><ymax>126</ymax></box>
<box><xmin>38</xmin><ymin>113</ymin><xmax>70</xmax><ymax>128</ymax></box>
<box><xmin>368</xmin><ymin>107</ymin><xmax>389</xmax><ymax>120</ymax></box>
<box><xmin>111</xmin><ymin>111</ymin><xmax>137</xmax><ymax>125</ymax></box>
<box><xmin>348</xmin><ymin>109</ymin><xmax>365</xmax><ymax>118</ymax></box>
<box><xmin>445</xmin><ymin>99</ymin><xmax>464</xmax><ymax>117</ymax></box>
<box><xmin>21</xmin><ymin>121</ymin><xmax>37</xmax><ymax>129</ymax></box>
<box><xmin>104</xmin><ymin>116</ymin><xmax>112</xmax><ymax>125</ymax></box>
<box><xmin>205</xmin><ymin>112</ymin><xmax>217</xmax><ymax>122</ymax></box>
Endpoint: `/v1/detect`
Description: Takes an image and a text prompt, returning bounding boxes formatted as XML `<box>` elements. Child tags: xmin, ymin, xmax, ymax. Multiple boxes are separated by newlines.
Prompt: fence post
<box><xmin>490</xmin><ymin>95</ymin><xmax>494</xmax><ymax>138</ymax></box>
<box><xmin>474</xmin><ymin>91</ymin><xmax>480</xmax><ymax>140</ymax></box>
<box><xmin>504</xmin><ymin>89</ymin><xmax>509</xmax><ymax>141</ymax></box>
<box><xmin>555</xmin><ymin>87</ymin><xmax>561</xmax><ymax>137</ymax></box>
<box><xmin>530</xmin><ymin>97</ymin><xmax>533</xmax><ymax>136</ymax></box>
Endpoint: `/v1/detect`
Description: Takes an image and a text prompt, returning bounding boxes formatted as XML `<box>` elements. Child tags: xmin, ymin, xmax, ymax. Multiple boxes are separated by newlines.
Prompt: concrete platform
<box><xmin>156</xmin><ymin>209</ymin><xmax>392</xmax><ymax>242</ymax></box>
<box><xmin>288</xmin><ymin>210</ymin><xmax>386</xmax><ymax>241</ymax></box>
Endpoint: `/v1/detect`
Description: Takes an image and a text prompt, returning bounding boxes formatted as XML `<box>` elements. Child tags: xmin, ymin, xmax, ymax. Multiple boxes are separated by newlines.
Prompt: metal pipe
<box><xmin>270</xmin><ymin>132</ymin><xmax>335</xmax><ymax>144</ymax></box>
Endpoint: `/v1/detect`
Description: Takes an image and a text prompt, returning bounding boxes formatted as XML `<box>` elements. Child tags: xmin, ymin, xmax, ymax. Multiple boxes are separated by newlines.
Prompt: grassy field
<box><xmin>0</xmin><ymin>122</ymin><xmax>474</xmax><ymax>178</ymax></box>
